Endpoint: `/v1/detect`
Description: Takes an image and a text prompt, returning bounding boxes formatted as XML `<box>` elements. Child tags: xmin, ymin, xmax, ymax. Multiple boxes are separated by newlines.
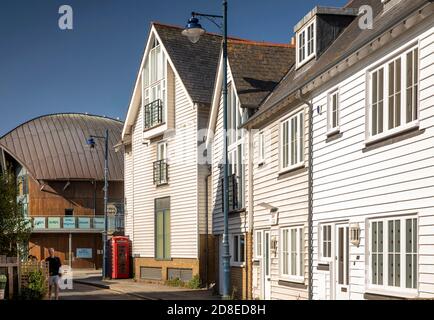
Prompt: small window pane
<box><xmin>233</xmin><ymin>236</ymin><xmax>239</xmax><ymax>262</ymax></box>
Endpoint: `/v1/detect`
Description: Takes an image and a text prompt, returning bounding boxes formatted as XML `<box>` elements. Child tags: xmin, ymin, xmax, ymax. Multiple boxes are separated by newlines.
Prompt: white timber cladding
<box><xmin>211</xmin><ymin>64</ymin><xmax>249</xmax><ymax>235</ymax></box>
<box><xmin>124</xmin><ymin>146</ymin><xmax>134</xmax><ymax>244</ymax></box>
<box><xmin>251</xmin><ymin>105</ymin><xmax>309</xmax><ymax>300</ymax></box>
<box><xmin>124</xmin><ymin>29</ymin><xmax>201</xmax><ymax>259</ymax></box>
<box><xmin>311</xmin><ymin>25</ymin><xmax>434</xmax><ymax>299</ymax></box>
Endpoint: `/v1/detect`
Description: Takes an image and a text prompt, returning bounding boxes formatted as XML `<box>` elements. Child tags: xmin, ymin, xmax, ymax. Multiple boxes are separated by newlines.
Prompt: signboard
<box><xmin>48</xmin><ymin>217</ymin><xmax>61</xmax><ymax>229</ymax></box>
<box><xmin>63</xmin><ymin>217</ymin><xmax>76</xmax><ymax>229</ymax></box>
<box><xmin>33</xmin><ymin>217</ymin><xmax>46</xmax><ymax>229</ymax></box>
<box><xmin>78</xmin><ymin>217</ymin><xmax>91</xmax><ymax>229</ymax></box>
<box><xmin>93</xmin><ymin>217</ymin><xmax>105</xmax><ymax>230</ymax></box>
<box><xmin>76</xmin><ymin>248</ymin><xmax>92</xmax><ymax>259</ymax></box>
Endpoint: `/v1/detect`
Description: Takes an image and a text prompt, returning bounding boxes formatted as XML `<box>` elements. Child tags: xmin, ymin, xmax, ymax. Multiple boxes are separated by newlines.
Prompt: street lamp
<box><xmin>87</xmin><ymin>129</ymin><xmax>109</xmax><ymax>279</ymax></box>
<box><xmin>182</xmin><ymin>1</ymin><xmax>231</xmax><ymax>299</ymax></box>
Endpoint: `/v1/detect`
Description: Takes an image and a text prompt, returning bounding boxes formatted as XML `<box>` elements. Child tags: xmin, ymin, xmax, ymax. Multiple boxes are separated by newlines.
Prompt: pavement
<box><xmin>68</xmin><ymin>269</ymin><xmax>220</xmax><ymax>300</ymax></box>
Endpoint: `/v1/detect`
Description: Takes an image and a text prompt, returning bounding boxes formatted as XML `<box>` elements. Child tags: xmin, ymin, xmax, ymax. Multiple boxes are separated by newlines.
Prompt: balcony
<box><xmin>29</xmin><ymin>215</ymin><xmax>124</xmax><ymax>235</ymax></box>
<box><xmin>153</xmin><ymin>159</ymin><xmax>168</xmax><ymax>186</ymax></box>
<box><xmin>144</xmin><ymin>99</ymin><xmax>163</xmax><ymax>130</ymax></box>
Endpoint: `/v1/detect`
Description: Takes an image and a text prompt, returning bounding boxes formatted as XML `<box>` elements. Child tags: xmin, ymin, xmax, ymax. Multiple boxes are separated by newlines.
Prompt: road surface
<box><xmin>59</xmin><ymin>282</ymin><xmax>142</xmax><ymax>300</ymax></box>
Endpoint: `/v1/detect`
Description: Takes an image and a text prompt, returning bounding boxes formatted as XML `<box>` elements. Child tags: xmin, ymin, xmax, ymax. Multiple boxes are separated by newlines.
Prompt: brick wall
<box><xmin>134</xmin><ymin>257</ymin><xmax>199</xmax><ymax>283</ymax></box>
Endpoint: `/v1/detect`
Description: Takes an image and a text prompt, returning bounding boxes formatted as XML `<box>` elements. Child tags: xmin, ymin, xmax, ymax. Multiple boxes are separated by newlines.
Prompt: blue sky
<box><xmin>0</xmin><ymin>0</ymin><xmax>347</xmax><ymax>136</ymax></box>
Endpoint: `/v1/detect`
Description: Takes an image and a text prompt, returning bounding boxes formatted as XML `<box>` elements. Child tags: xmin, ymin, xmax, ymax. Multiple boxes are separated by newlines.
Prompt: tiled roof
<box><xmin>246</xmin><ymin>0</ymin><xmax>429</xmax><ymax>126</ymax></box>
<box><xmin>154</xmin><ymin>23</ymin><xmax>222</xmax><ymax>105</ymax></box>
<box><xmin>227</xmin><ymin>40</ymin><xmax>295</xmax><ymax>108</ymax></box>
<box><xmin>0</xmin><ymin>113</ymin><xmax>124</xmax><ymax>181</ymax></box>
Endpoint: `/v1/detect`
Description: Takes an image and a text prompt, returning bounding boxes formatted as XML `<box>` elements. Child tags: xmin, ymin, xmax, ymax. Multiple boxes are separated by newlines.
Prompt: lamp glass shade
<box><xmin>182</xmin><ymin>17</ymin><xmax>205</xmax><ymax>43</ymax></box>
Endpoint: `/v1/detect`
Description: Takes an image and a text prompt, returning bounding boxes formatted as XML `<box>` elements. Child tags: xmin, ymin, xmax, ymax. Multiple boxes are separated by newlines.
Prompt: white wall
<box><xmin>124</xmin><ymin>62</ymin><xmax>200</xmax><ymax>259</ymax></box>
<box><xmin>251</xmin><ymin>106</ymin><xmax>309</xmax><ymax>300</ymax></box>
<box><xmin>311</xmin><ymin>24</ymin><xmax>434</xmax><ymax>299</ymax></box>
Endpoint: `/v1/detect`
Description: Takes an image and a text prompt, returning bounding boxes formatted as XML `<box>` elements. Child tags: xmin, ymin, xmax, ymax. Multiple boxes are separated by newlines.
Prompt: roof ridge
<box><xmin>0</xmin><ymin>113</ymin><xmax>123</xmax><ymax>140</ymax></box>
<box><xmin>152</xmin><ymin>21</ymin><xmax>286</xmax><ymax>44</ymax></box>
<box><xmin>228</xmin><ymin>39</ymin><xmax>294</xmax><ymax>48</ymax></box>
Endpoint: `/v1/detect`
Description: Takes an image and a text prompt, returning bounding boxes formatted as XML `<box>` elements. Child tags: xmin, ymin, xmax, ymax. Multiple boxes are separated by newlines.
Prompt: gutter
<box><xmin>295</xmin><ymin>89</ymin><xmax>314</xmax><ymax>301</ymax></box>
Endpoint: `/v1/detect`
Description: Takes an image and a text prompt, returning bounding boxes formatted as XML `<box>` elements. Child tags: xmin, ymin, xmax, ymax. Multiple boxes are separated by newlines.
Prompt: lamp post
<box><xmin>182</xmin><ymin>1</ymin><xmax>230</xmax><ymax>299</ymax></box>
<box><xmin>87</xmin><ymin>129</ymin><xmax>109</xmax><ymax>279</ymax></box>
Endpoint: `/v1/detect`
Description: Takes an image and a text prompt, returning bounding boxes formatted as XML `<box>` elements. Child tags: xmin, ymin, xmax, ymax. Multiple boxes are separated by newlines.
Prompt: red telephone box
<box><xmin>111</xmin><ymin>236</ymin><xmax>130</xmax><ymax>279</ymax></box>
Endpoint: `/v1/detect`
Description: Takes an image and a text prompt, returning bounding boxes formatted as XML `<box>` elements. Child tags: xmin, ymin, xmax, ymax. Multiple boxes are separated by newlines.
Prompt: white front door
<box><xmin>334</xmin><ymin>224</ymin><xmax>350</xmax><ymax>299</ymax></box>
<box><xmin>263</xmin><ymin>231</ymin><xmax>271</xmax><ymax>300</ymax></box>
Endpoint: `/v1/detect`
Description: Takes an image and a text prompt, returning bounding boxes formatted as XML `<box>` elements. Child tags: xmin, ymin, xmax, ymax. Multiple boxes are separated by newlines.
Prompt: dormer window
<box><xmin>142</xmin><ymin>37</ymin><xmax>167</xmax><ymax>130</ymax></box>
<box><xmin>296</xmin><ymin>19</ymin><xmax>316</xmax><ymax>68</ymax></box>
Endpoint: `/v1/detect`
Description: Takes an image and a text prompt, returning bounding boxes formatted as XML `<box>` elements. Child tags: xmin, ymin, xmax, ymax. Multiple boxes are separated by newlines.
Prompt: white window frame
<box><xmin>157</xmin><ymin>141</ymin><xmax>167</xmax><ymax>161</ymax></box>
<box><xmin>280</xmin><ymin>226</ymin><xmax>304</xmax><ymax>282</ymax></box>
<box><xmin>231</xmin><ymin>234</ymin><xmax>246</xmax><ymax>267</ymax></box>
<box><xmin>366</xmin><ymin>45</ymin><xmax>419</xmax><ymax>143</ymax></box>
<box><xmin>280</xmin><ymin>108</ymin><xmax>305</xmax><ymax>172</ymax></box>
<box><xmin>255</xmin><ymin>230</ymin><xmax>262</xmax><ymax>259</ymax></box>
<box><xmin>319</xmin><ymin>224</ymin><xmax>333</xmax><ymax>262</ymax></box>
<box><xmin>367</xmin><ymin>215</ymin><xmax>418</xmax><ymax>295</ymax></box>
<box><xmin>296</xmin><ymin>18</ymin><xmax>316</xmax><ymax>68</ymax></box>
<box><xmin>327</xmin><ymin>89</ymin><xmax>340</xmax><ymax>135</ymax></box>
<box><xmin>142</xmin><ymin>37</ymin><xmax>167</xmax><ymax>130</ymax></box>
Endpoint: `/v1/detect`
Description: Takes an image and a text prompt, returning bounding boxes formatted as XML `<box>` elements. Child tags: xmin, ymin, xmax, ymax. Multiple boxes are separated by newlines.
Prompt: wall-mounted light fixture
<box><xmin>350</xmin><ymin>223</ymin><xmax>361</xmax><ymax>247</ymax></box>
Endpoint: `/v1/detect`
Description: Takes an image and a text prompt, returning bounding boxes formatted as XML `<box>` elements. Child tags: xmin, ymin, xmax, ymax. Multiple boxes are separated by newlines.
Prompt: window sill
<box><xmin>364</xmin><ymin>122</ymin><xmax>421</xmax><ymax>150</ymax></box>
<box><xmin>229</xmin><ymin>208</ymin><xmax>246</xmax><ymax>215</ymax></box>
<box><xmin>155</xmin><ymin>182</ymin><xmax>169</xmax><ymax>187</ymax></box>
<box><xmin>277</xmin><ymin>163</ymin><xmax>306</xmax><ymax>180</ymax></box>
<box><xmin>325</xmin><ymin>130</ymin><xmax>342</xmax><ymax>143</ymax></box>
<box><xmin>326</xmin><ymin>128</ymin><xmax>340</xmax><ymax>137</ymax></box>
<box><xmin>364</xmin><ymin>289</ymin><xmax>418</xmax><ymax>300</ymax></box>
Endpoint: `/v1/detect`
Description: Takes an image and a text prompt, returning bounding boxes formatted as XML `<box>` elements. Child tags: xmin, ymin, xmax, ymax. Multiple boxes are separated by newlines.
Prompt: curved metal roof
<box><xmin>0</xmin><ymin>113</ymin><xmax>124</xmax><ymax>181</ymax></box>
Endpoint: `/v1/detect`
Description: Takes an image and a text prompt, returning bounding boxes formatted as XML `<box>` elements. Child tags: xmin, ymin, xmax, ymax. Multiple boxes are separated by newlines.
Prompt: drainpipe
<box><xmin>247</xmin><ymin>128</ymin><xmax>254</xmax><ymax>300</ymax></box>
<box><xmin>296</xmin><ymin>88</ymin><xmax>314</xmax><ymax>300</ymax></box>
<box><xmin>204</xmin><ymin>164</ymin><xmax>211</xmax><ymax>289</ymax></box>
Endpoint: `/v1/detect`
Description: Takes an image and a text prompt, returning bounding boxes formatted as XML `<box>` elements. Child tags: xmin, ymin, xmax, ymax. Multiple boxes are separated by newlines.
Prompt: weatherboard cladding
<box><xmin>0</xmin><ymin>113</ymin><xmax>124</xmax><ymax>181</ymax></box>
<box><xmin>249</xmin><ymin>0</ymin><xmax>429</xmax><ymax>125</ymax></box>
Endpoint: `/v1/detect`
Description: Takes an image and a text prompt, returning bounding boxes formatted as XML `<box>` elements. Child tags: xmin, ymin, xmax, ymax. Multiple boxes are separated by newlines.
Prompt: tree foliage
<box><xmin>0</xmin><ymin>170</ymin><xmax>31</xmax><ymax>257</ymax></box>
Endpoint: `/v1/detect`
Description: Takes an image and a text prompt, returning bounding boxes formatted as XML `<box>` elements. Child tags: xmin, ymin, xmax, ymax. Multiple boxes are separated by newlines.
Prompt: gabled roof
<box><xmin>154</xmin><ymin>23</ymin><xmax>222</xmax><ymax>105</ymax></box>
<box><xmin>206</xmin><ymin>39</ymin><xmax>295</xmax><ymax>147</ymax></box>
<box><xmin>122</xmin><ymin>22</ymin><xmax>223</xmax><ymax>139</ymax></box>
<box><xmin>0</xmin><ymin>113</ymin><xmax>124</xmax><ymax>182</ymax></box>
<box><xmin>227</xmin><ymin>39</ymin><xmax>295</xmax><ymax>108</ymax></box>
<box><xmin>245</xmin><ymin>0</ymin><xmax>431</xmax><ymax>127</ymax></box>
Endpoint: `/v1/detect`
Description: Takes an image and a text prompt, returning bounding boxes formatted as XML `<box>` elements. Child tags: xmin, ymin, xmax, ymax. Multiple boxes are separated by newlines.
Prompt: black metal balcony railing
<box><xmin>144</xmin><ymin>99</ymin><xmax>163</xmax><ymax>129</ymax></box>
<box><xmin>153</xmin><ymin>159</ymin><xmax>168</xmax><ymax>186</ymax></box>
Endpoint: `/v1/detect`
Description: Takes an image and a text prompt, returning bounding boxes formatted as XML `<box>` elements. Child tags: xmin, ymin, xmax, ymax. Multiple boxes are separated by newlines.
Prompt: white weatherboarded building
<box><xmin>121</xmin><ymin>22</ymin><xmax>221</xmax><ymax>284</ymax></box>
<box><xmin>243</xmin><ymin>0</ymin><xmax>434</xmax><ymax>300</ymax></box>
<box><xmin>310</xmin><ymin>0</ymin><xmax>434</xmax><ymax>299</ymax></box>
